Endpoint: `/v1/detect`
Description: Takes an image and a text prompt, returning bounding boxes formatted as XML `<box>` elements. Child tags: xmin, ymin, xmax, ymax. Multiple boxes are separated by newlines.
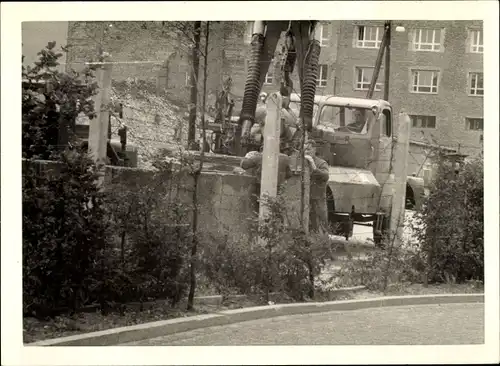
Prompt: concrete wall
<box><xmin>22</xmin><ymin>21</ymin><xmax>69</xmax><ymax>73</ymax></box>
<box><xmin>23</xmin><ymin>159</ymin><xmax>259</xmax><ymax>243</ymax></box>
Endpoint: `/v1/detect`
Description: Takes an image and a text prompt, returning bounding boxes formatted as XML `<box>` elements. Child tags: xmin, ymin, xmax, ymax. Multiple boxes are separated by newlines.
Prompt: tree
<box><xmin>22</xmin><ymin>42</ymin><xmax>98</xmax><ymax>160</ymax></box>
<box><xmin>187</xmin><ymin>21</ymin><xmax>202</xmax><ymax>150</ymax></box>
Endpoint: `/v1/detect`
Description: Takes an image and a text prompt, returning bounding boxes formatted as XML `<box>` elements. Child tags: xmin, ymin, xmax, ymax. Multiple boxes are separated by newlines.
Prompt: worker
<box><xmin>240</xmin><ymin>144</ymin><xmax>293</xmax><ymax>214</ymax></box>
<box><xmin>304</xmin><ymin>138</ymin><xmax>330</xmax><ymax>234</ymax></box>
<box><xmin>346</xmin><ymin>109</ymin><xmax>367</xmax><ymax>134</ymax></box>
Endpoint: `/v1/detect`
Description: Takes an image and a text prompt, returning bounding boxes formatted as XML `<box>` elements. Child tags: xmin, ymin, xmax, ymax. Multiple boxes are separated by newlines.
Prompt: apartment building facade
<box><xmin>333</xmin><ymin>20</ymin><xmax>483</xmax><ymax>157</ymax></box>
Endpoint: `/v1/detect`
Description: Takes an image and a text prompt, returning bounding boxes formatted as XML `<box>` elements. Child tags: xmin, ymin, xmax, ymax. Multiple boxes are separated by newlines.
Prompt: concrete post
<box><xmin>389</xmin><ymin>112</ymin><xmax>411</xmax><ymax>245</ymax></box>
<box><xmin>88</xmin><ymin>57</ymin><xmax>112</xmax><ymax>186</ymax></box>
<box><xmin>259</xmin><ymin>92</ymin><xmax>282</xmax><ymax>220</ymax></box>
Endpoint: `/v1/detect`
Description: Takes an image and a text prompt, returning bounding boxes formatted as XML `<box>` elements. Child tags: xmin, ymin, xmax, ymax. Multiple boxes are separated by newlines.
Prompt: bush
<box><xmin>105</xmin><ymin>162</ymin><xmax>192</xmax><ymax>306</ymax></box>
<box><xmin>413</xmin><ymin>154</ymin><xmax>484</xmax><ymax>283</ymax></box>
<box><xmin>23</xmin><ymin>152</ymin><xmax>110</xmax><ymax>317</ymax></box>
<box><xmin>200</xmin><ymin>191</ymin><xmax>335</xmax><ymax>301</ymax></box>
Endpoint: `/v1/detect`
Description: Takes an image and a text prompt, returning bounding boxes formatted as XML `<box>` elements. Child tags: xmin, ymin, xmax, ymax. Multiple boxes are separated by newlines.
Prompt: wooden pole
<box><xmin>88</xmin><ymin>57</ymin><xmax>112</xmax><ymax>186</ymax></box>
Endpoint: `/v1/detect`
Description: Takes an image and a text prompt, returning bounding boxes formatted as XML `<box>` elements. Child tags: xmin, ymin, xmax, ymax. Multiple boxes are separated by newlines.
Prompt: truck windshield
<box><xmin>288</xmin><ymin>101</ymin><xmax>318</xmax><ymax>121</ymax></box>
<box><xmin>318</xmin><ymin>105</ymin><xmax>374</xmax><ymax>135</ymax></box>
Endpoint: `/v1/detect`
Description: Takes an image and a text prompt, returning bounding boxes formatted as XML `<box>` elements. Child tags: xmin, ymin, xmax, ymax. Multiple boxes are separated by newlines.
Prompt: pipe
<box><xmin>239</xmin><ymin>21</ymin><xmax>266</xmax><ymax>131</ymax></box>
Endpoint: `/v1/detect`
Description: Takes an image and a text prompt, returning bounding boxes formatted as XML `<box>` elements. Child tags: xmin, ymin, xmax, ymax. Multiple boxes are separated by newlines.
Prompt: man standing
<box><xmin>304</xmin><ymin>139</ymin><xmax>330</xmax><ymax>234</ymax></box>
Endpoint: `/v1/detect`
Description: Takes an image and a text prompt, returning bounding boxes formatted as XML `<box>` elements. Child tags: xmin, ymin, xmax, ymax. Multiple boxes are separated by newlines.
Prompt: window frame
<box><xmin>319</xmin><ymin>23</ymin><xmax>329</xmax><ymax>47</ymax></box>
<box><xmin>468</xmin><ymin>71</ymin><xmax>484</xmax><ymax>96</ymax></box>
<box><xmin>410</xmin><ymin>68</ymin><xmax>440</xmax><ymax>94</ymax></box>
<box><xmin>468</xmin><ymin>29</ymin><xmax>483</xmax><ymax>53</ymax></box>
<box><xmin>412</xmin><ymin>28</ymin><xmax>444</xmax><ymax>52</ymax></box>
<box><xmin>382</xmin><ymin>108</ymin><xmax>392</xmax><ymax>137</ymax></box>
<box><xmin>316</xmin><ymin>64</ymin><xmax>328</xmax><ymax>87</ymax></box>
<box><xmin>264</xmin><ymin>70</ymin><xmax>273</xmax><ymax>85</ymax></box>
<box><xmin>354</xmin><ymin>66</ymin><xmax>383</xmax><ymax>91</ymax></box>
<box><xmin>354</xmin><ymin>25</ymin><xmax>383</xmax><ymax>49</ymax></box>
<box><xmin>465</xmin><ymin>117</ymin><xmax>484</xmax><ymax>131</ymax></box>
<box><xmin>409</xmin><ymin>114</ymin><xmax>437</xmax><ymax>129</ymax></box>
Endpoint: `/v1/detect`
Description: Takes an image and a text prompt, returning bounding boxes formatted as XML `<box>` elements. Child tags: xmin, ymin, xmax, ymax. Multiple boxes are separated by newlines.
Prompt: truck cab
<box><xmin>289</xmin><ymin>93</ymin><xmax>400</xmax><ymax>241</ymax></box>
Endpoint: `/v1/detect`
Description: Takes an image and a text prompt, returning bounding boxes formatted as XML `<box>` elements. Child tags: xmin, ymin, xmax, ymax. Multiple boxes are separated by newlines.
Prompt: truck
<box><xmin>202</xmin><ymin>20</ymin><xmax>425</xmax><ymax>245</ymax></box>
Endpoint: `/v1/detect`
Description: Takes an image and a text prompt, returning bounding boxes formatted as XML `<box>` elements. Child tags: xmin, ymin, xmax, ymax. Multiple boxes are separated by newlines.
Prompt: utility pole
<box><xmin>88</xmin><ymin>55</ymin><xmax>112</xmax><ymax>187</ymax></box>
<box><xmin>383</xmin><ymin>21</ymin><xmax>391</xmax><ymax>101</ymax></box>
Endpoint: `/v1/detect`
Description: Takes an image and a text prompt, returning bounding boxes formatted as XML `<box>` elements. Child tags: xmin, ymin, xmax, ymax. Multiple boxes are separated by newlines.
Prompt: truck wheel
<box><xmin>373</xmin><ymin>214</ymin><xmax>389</xmax><ymax>248</ymax></box>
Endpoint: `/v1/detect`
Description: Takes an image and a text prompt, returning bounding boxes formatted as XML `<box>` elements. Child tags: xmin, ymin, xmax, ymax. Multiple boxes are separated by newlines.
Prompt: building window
<box><xmin>466</xmin><ymin>117</ymin><xmax>483</xmax><ymax>131</ymax></box>
<box><xmin>411</xmin><ymin>69</ymin><xmax>439</xmax><ymax>94</ymax></box>
<box><xmin>469</xmin><ymin>29</ymin><xmax>483</xmax><ymax>53</ymax></box>
<box><xmin>355</xmin><ymin>25</ymin><xmax>383</xmax><ymax>48</ymax></box>
<box><xmin>469</xmin><ymin>72</ymin><xmax>484</xmax><ymax>96</ymax></box>
<box><xmin>412</xmin><ymin>29</ymin><xmax>443</xmax><ymax>51</ymax></box>
<box><xmin>316</xmin><ymin>64</ymin><xmax>328</xmax><ymax>87</ymax></box>
<box><xmin>410</xmin><ymin>115</ymin><xmax>436</xmax><ymax>129</ymax></box>
<box><xmin>264</xmin><ymin>70</ymin><xmax>273</xmax><ymax>85</ymax></box>
<box><xmin>355</xmin><ymin>67</ymin><xmax>383</xmax><ymax>91</ymax></box>
<box><xmin>319</xmin><ymin>23</ymin><xmax>329</xmax><ymax>47</ymax></box>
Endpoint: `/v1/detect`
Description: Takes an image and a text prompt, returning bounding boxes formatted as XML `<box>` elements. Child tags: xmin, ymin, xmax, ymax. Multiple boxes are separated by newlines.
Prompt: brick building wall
<box><xmin>334</xmin><ymin>20</ymin><xmax>483</xmax><ymax>156</ymax></box>
<box><xmin>64</xmin><ymin>20</ymin><xmax>483</xmax><ymax>158</ymax></box>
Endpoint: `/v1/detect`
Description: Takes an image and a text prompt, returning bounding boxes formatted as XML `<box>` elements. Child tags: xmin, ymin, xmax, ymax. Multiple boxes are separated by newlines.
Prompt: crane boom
<box><xmin>366</xmin><ymin>21</ymin><xmax>391</xmax><ymax>100</ymax></box>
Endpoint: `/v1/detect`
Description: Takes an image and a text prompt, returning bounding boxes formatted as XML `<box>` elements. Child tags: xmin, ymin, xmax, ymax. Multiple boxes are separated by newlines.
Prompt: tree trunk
<box><xmin>187</xmin><ymin>21</ymin><xmax>202</xmax><ymax>151</ymax></box>
<box><xmin>187</xmin><ymin>21</ymin><xmax>210</xmax><ymax>311</ymax></box>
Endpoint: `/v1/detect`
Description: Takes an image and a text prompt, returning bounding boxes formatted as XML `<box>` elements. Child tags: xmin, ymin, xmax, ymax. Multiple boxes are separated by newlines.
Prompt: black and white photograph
<box><xmin>2</xmin><ymin>1</ymin><xmax>499</xmax><ymax>365</ymax></box>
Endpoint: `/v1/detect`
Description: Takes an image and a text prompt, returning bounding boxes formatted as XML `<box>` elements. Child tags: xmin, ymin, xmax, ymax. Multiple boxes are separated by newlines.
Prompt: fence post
<box><xmin>258</xmin><ymin>92</ymin><xmax>282</xmax><ymax>220</ymax></box>
<box><xmin>88</xmin><ymin>56</ymin><xmax>113</xmax><ymax>187</ymax></box>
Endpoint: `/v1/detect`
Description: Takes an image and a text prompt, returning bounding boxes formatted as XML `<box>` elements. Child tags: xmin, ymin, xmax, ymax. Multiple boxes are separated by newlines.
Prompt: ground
<box><xmin>120</xmin><ymin>303</ymin><xmax>484</xmax><ymax>346</ymax></box>
<box><xmin>23</xmin><ymin>282</ymin><xmax>483</xmax><ymax>344</ymax></box>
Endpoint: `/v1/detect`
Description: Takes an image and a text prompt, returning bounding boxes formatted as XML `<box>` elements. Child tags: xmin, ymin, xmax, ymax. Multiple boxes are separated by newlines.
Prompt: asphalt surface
<box><xmin>120</xmin><ymin>303</ymin><xmax>484</xmax><ymax>346</ymax></box>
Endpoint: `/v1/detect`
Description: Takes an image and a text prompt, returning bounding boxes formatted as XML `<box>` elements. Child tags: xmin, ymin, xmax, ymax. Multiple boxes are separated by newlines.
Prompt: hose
<box><xmin>280</xmin><ymin>32</ymin><xmax>296</xmax><ymax>97</ymax></box>
<box><xmin>301</xmin><ymin>39</ymin><xmax>321</xmax><ymax>132</ymax></box>
<box><xmin>239</xmin><ymin>33</ymin><xmax>265</xmax><ymax>127</ymax></box>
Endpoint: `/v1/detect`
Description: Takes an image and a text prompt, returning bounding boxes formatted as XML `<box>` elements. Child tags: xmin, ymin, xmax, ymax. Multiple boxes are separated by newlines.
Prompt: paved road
<box><xmin>121</xmin><ymin>303</ymin><xmax>484</xmax><ymax>346</ymax></box>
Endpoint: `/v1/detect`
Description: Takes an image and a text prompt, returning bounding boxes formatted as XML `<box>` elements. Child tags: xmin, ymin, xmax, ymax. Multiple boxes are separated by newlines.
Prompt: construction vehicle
<box><xmin>200</xmin><ymin>20</ymin><xmax>427</xmax><ymax>244</ymax></box>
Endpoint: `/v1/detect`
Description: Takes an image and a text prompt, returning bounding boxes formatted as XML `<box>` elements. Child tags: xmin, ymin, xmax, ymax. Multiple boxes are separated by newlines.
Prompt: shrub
<box><xmin>200</xmin><ymin>191</ymin><xmax>335</xmax><ymax>301</ymax></box>
<box><xmin>23</xmin><ymin>152</ymin><xmax>110</xmax><ymax>317</ymax></box>
<box><xmin>105</xmin><ymin>162</ymin><xmax>192</xmax><ymax>306</ymax></box>
<box><xmin>413</xmin><ymin>154</ymin><xmax>484</xmax><ymax>283</ymax></box>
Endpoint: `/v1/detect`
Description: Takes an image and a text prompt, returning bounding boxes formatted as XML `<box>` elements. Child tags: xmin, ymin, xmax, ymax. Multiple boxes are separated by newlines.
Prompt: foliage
<box><xmin>412</xmin><ymin>154</ymin><xmax>484</xmax><ymax>283</ymax></box>
<box><xmin>22</xmin><ymin>42</ymin><xmax>98</xmax><ymax>160</ymax></box>
<box><xmin>200</xmin><ymin>191</ymin><xmax>335</xmax><ymax>301</ymax></box>
<box><xmin>336</xmin><ymin>153</ymin><xmax>484</xmax><ymax>291</ymax></box>
<box><xmin>104</xmin><ymin>161</ymin><xmax>193</xmax><ymax>307</ymax></box>
<box><xmin>22</xmin><ymin>152</ymin><xmax>110</xmax><ymax>317</ymax></box>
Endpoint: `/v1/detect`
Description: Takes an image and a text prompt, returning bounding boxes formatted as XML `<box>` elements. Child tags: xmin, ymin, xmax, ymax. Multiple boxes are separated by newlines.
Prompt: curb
<box><xmin>194</xmin><ymin>286</ymin><xmax>367</xmax><ymax>306</ymax></box>
<box><xmin>27</xmin><ymin>293</ymin><xmax>484</xmax><ymax>347</ymax></box>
